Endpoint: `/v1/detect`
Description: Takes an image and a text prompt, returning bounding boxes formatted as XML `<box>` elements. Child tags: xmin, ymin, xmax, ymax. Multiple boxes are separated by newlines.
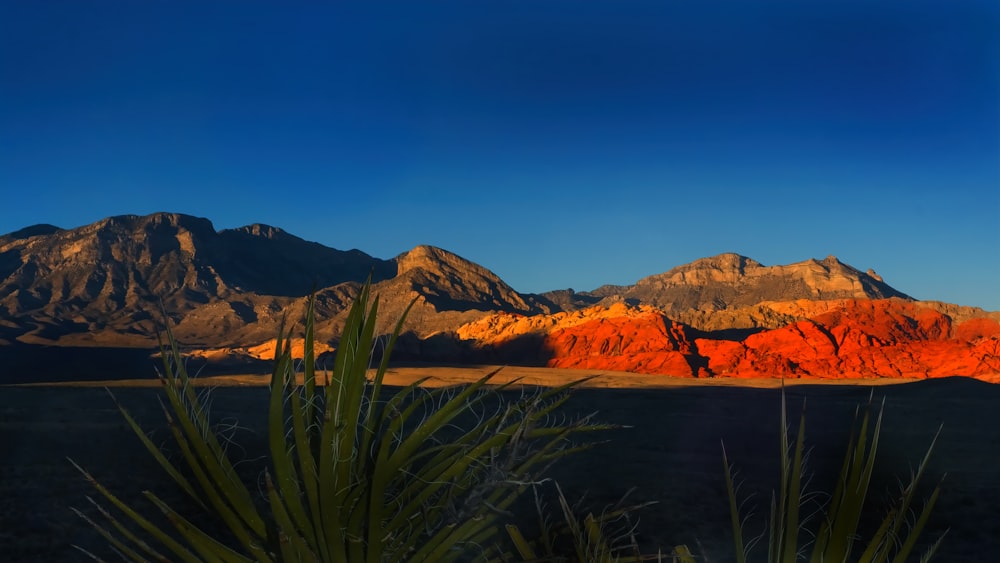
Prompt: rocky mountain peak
<box><xmin>0</xmin><ymin>224</ymin><xmax>64</xmax><ymax>243</ymax></box>
<box><xmin>690</xmin><ymin>252</ymin><xmax>760</xmax><ymax>272</ymax></box>
<box><xmin>94</xmin><ymin>212</ymin><xmax>215</xmax><ymax>235</ymax></box>
<box><xmin>397</xmin><ymin>245</ymin><xmax>491</xmax><ymax>279</ymax></box>
<box><xmin>637</xmin><ymin>253</ymin><xmax>764</xmax><ymax>287</ymax></box>
<box><xmin>783</xmin><ymin>255</ymin><xmax>905</xmax><ymax>299</ymax></box>
<box><xmin>393</xmin><ymin>245</ymin><xmax>533</xmax><ymax>314</ymax></box>
<box><xmin>0</xmin><ymin>213</ymin><xmax>397</xmax><ymax>346</ymax></box>
<box><xmin>224</xmin><ymin>223</ymin><xmax>290</xmax><ymax>240</ymax></box>
<box><xmin>575</xmin><ymin>253</ymin><xmax>910</xmax><ymax>314</ymax></box>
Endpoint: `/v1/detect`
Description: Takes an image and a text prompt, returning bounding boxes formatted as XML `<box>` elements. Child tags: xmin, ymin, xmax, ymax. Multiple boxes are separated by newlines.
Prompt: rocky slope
<box><xmin>699</xmin><ymin>299</ymin><xmax>1000</xmax><ymax>380</ymax></box>
<box><xmin>0</xmin><ymin>213</ymin><xmax>393</xmax><ymax>346</ymax></box>
<box><xmin>1</xmin><ymin>212</ymin><xmax>998</xmax><ymax>382</ymax></box>
<box><xmin>453</xmin><ymin>299</ymin><xmax>1000</xmax><ymax>381</ymax></box>
<box><xmin>0</xmin><ymin>213</ymin><xmax>547</xmax><ymax>355</ymax></box>
<box><xmin>545</xmin><ymin>253</ymin><xmax>907</xmax><ymax>317</ymax></box>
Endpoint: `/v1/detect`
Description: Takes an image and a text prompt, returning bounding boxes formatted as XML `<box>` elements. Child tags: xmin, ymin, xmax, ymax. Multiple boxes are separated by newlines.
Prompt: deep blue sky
<box><xmin>2</xmin><ymin>1</ymin><xmax>998</xmax><ymax>309</ymax></box>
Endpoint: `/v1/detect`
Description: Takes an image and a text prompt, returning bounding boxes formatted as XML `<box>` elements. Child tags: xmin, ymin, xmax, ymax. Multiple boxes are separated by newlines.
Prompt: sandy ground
<box><xmin>14</xmin><ymin>364</ymin><xmax>924</xmax><ymax>389</ymax></box>
<box><xmin>2</xmin><ymin>366</ymin><xmax>996</xmax><ymax>561</ymax></box>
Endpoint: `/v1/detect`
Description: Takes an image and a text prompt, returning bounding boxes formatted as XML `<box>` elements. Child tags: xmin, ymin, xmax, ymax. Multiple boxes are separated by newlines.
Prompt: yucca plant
<box><xmin>722</xmin><ymin>385</ymin><xmax>947</xmax><ymax>563</ymax></box>
<box><xmin>503</xmin><ymin>481</ymin><xmax>696</xmax><ymax>563</ymax></box>
<box><xmin>68</xmin><ymin>281</ymin><xmax>612</xmax><ymax>562</ymax></box>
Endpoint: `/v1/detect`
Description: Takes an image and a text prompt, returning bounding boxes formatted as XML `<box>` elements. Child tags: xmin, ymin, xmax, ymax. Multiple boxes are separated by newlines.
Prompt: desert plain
<box><xmin>2</xmin><ymin>366</ymin><xmax>998</xmax><ymax>562</ymax></box>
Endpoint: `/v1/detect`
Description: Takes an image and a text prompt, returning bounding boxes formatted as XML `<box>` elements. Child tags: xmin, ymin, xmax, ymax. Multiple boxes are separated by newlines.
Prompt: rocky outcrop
<box><xmin>555</xmin><ymin>253</ymin><xmax>910</xmax><ymax>318</ymax></box>
<box><xmin>0</xmin><ymin>215</ymin><xmax>542</xmax><ymax>347</ymax></box>
<box><xmin>2</xmin><ymin>214</ymin><xmax>224</xmax><ymax>344</ymax></box>
<box><xmin>544</xmin><ymin>312</ymin><xmax>703</xmax><ymax>376</ymax></box>
<box><xmin>699</xmin><ymin>300</ymin><xmax>1000</xmax><ymax>380</ymax></box>
<box><xmin>2</xmin><ymin>212</ymin><xmax>997</xmax><ymax>384</ymax></box>
<box><xmin>0</xmin><ymin>213</ymin><xmax>398</xmax><ymax>346</ymax></box>
<box><xmin>452</xmin><ymin>299</ymin><xmax>1000</xmax><ymax>381</ymax></box>
<box><xmin>392</xmin><ymin>245</ymin><xmax>534</xmax><ymax>315</ymax></box>
<box><xmin>316</xmin><ymin>245</ymin><xmax>548</xmax><ymax>341</ymax></box>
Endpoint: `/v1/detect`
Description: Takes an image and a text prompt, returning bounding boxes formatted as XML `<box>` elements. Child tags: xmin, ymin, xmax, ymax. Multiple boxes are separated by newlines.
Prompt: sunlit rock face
<box><xmin>696</xmin><ymin>299</ymin><xmax>1000</xmax><ymax>380</ymax></box>
<box><xmin>454</xmin><ymin>299</ymin><xmax>1000</xmax><ymax>381</ymax></box>
<box><xmin>0</xmin><ymin>212</ymin><xmax>396</xmax><ymax>346</ymax></box>
<box><xmin>1</xmin><ymin>212</ymin><xmax>998</xmax><ymax>383</ymax></box>
<box><xmin>389</xmin><ymin>244</ymin><xmax>535</xmax><ymax>316</ymax></box>
<box><xmin>0</xmin><ymin>215</ymin><xmax>542</xmax><ymax>349</ymax></box>
<box><xmin>455</xmin><ymin>303</ymin><xmax>700</xmax><ymax>376</ymax></box>
<box><xmin>577</xmin><ymin>253</ymin><xmax>910</xmax><ymax>316</ymax></box>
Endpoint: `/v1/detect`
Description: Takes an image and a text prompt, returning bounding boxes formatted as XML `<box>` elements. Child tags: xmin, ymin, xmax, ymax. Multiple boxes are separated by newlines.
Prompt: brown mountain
<box><xmin>1</xmin><ymin>212</ymin><xmax>997</xmax><ymax>383</ymax></box>
<box><xmin>543</xmin><ymin>253</ymin><xmax>908</xmax><ymax>314</ymax></box>
<box><xmin>0</xmin><ymin>213</ymin><xmax>541</xmax><ymax>352</ymax></box>
<box><xmin>273</xmin><ymin>244</ymin><xmax>546</xmax><ymax>355</ymax></box>
<box><xmin>0</xmin><ymin>213</ymin><xmax>397</xmax><ymax>347</ymax></box>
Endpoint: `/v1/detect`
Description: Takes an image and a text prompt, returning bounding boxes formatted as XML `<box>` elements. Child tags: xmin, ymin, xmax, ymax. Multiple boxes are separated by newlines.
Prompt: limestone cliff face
<box><xmin>580</xmin><ymin>253</ymin><xmax>909</xmax><ymax>315</ymax></box>
<box><xmin>2</xmin><ymin>213</ymin><xmax>225</xmax><ymax>343</ymax></box>
<box><xmin>0</xmin><ymin>216</ymin><xmax>543</xmax><ymax>349</ymax></box>
<box><xmin>0</xmin><ymin>213</ymin><xmax>392</xmax><ymax>346</ymax></box>
<box><xmin>356</xmin><ymin>245</ymin><xmax>542</xmax><ymax>339</ymax></box>
<box><xmin>394</xmin><ymin>245</ymin><xmax>532</xmax><ymax>314</ymax></box>
<box><xmin>456</xmin><ymin>302</ymin><xmax>662</xmax><ymax>343</ymax></box>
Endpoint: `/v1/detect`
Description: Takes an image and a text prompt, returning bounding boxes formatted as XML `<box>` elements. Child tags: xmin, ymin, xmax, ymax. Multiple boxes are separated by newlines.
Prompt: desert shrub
<box><xmin>722</xmin><ymin>387</ymin><xmax>946</xmax><ymax>563</ymax></box>
<box><xmin>68</xmin><ymin>282</ymin><xmax>611</xmax><ymax>562</ymax></box>
<box><xmin>503</xmin><ymin>481</ymin><xmax>695</xmax><ymax>563</ymax></box>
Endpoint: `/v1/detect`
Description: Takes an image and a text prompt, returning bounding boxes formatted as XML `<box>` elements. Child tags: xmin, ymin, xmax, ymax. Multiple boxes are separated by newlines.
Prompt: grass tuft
<box><xmin>723</xmin><ymin>383</ymin><xmax>947</xmax><ymax>563</ymax></box>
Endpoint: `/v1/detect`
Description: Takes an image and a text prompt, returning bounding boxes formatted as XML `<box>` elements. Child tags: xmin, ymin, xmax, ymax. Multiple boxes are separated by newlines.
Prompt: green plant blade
<box><xmin>68</xmin><ymin>458</ymin><xmax>202</xmax><ymax>563</ymax></box>
<box><xmin>143</xmin><ymin>491</ymin><xmax>264</xmax><ymax>563</ymax></box>
<box><xmin>723</xmin><ymin>442</ymin><xmax>748</xmax><ymax>563</ymax></box>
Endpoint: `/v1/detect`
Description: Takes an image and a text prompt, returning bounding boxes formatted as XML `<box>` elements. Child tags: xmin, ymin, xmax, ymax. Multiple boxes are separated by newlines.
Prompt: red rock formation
<box><xmin>458</xmin><ymin>299</ymin><xmax>1000</xmax><ymax>382</ymax></box>
<box><xmin>544</xmin><ymin>312</ymin><xmax>700</xmax><ymax>377</ymax></box>
<box><xmin>185</xmin><ymin>338</ymin><xmax>336</xmax><ymax>362</ymax></box>
<box><xmin>695</xmin><ymin>300</ymin><xmax>1000</xmax><ymax>380</ymax></box>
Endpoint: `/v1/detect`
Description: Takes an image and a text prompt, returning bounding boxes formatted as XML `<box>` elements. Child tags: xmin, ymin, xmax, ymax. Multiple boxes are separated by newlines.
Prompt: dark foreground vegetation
<box><xmin>2</xmin><ymin>287</ymin><xmax>995</xmax><ymax>561</ymax></box>
<box><xmin>5</xmin><ymin>377</ymin><xmax>999</xmax><ymax>561</ymax></box>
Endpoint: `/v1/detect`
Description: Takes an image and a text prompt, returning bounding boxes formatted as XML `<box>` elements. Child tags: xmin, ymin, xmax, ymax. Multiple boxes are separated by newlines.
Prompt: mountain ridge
<box><xmin>545</xmin><ymin>252</ymin><xmax>909</xmax><ymax>314</ymax></box>
<box><xmin>1</xmin><ymin>212</ymin><xmax>997</xmax><ymax>383</ymax></box>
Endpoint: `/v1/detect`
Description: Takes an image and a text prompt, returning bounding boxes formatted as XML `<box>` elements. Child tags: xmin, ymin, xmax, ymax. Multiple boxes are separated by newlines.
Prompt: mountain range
<box><xmin>1</xmin><ymin>212</ymin><xmax>998</xmax><ymax>384</ymax></box>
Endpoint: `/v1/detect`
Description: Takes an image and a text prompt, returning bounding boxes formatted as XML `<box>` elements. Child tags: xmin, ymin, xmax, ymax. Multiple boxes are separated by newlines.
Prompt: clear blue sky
<box><xmin>2</xmin><ymin>1</ymin><xmax>998</xmax><ymax>310</ymax></box>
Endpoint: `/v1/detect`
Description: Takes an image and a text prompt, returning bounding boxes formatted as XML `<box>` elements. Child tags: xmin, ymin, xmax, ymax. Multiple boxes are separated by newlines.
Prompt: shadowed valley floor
<box><xmin>2</xmin><ymin>371</ymin><xmax>997</xmax><ymax>561</ymax></box>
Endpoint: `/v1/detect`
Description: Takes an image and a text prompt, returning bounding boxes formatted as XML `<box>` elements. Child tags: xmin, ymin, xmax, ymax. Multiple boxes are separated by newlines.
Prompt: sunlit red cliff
<box><xmin>454</xmin><ymin>300</ymin><xmax>1000</xmax><ymax>382</ymax></box>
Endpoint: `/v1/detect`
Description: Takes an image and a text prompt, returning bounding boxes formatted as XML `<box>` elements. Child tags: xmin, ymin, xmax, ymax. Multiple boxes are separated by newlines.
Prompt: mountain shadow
<box><xmin>389</xmin><ymin>331</ymin><xmax>555</xmax><ymax>368</ymax></box>
<box><xmin>0</xmin><ymin>344</ymin><xmax>159</xmax><ymax>385</ymax></box>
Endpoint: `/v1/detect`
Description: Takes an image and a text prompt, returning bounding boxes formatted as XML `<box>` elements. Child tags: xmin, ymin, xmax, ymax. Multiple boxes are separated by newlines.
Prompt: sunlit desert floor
<box><xmin>15</xmin><ymin>364</ymin><xmax>925</xmax><ymax>389</ymax></box>
<box><xmin>2</xmin><ymin>366</ymin><xmax>997</xmax><ymax>561</ymax></box>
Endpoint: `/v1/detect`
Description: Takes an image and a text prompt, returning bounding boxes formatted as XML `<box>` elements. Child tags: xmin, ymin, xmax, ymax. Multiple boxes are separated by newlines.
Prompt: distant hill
<box><xmin>541</xmin><ymin>252</ymin><xmax>908</xmax><ymax>314</ymax></box>
<box><xmin>1</xmin><ymin>212</ymin><xmax>997</xmax><ymax>383</ymax></box>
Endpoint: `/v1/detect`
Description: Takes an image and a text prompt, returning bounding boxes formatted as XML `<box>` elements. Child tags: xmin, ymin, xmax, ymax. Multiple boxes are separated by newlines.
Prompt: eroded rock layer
<box><xmin>454</xmin><ymin>300</ymin><xmax>1000</xmax><ymax>381</ymax></box>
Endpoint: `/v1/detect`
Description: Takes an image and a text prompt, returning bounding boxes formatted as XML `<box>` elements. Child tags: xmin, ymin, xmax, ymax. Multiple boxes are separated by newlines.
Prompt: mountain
<box><xmin>541</xmin><ymin>253</ymin><xmax>908</xmax><ymax>322</ymax></box>
<box><xmin>1</xmin><ymin>212</ymin><xmax>997</xmax><ymax>383</ymax></box>
<box><xmin>629</xmin><ymin>252</ymin><xmax>908</xmax><ymax>306</ymax></box>
<box><xmin>0</xmin><ymin>213</ymin><xmax>542</xmax><ymax>349</ymax></box>
<box><xmin>0</xmin><ymin>213</ymin><xmax>395</xmax><ymax>346</ymax></box>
